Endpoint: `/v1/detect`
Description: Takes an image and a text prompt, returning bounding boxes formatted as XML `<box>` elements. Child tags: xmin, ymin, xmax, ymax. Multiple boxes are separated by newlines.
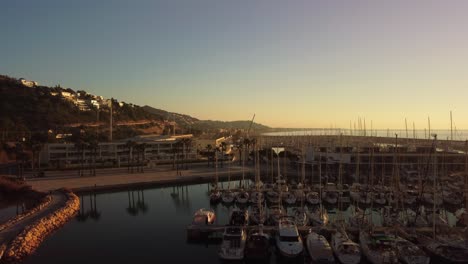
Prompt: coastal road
<box><xmin>26</xmin><ymin>164</ymin><xmax>254</xmax><ymax>192</ymax></box>
<box><xmin>0</xmin><ymin>192</ymin><xmax>66</xmax><ymax>261</ymax></box>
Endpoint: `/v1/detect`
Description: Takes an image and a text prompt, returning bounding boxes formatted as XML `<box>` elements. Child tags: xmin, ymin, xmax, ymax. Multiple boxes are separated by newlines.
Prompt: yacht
<box><xmin>275</xmin><ymin>217</ymin><xmax>304</xmax><ymax>258</ymax></box>
<box><xmin>218</xmin><ymin>226</ymin><xmax>247</xmax><ymax>260</ymax></box>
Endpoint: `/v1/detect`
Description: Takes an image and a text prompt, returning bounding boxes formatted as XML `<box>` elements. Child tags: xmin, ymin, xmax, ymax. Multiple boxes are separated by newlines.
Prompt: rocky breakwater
<box><xmin>1</xmin><ymin>189</ymin><xmax>80</xmax><ymax>264</ymax></box>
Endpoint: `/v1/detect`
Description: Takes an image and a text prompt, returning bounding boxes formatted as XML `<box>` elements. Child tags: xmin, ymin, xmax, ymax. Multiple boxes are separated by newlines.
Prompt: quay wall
<box><xmin>73</xmin><ymin>169</ymin><xmax>252</xmax><ymax>194</ymax></box>
<box><xmin>1</xmin><ymin>190</ymin><xmax>79</xmax><ymax>264</ymax></box>
<box><xmin>0</xmin><ymin>196</ymin><xmax>51</xmax><ymax>233</ymax></box>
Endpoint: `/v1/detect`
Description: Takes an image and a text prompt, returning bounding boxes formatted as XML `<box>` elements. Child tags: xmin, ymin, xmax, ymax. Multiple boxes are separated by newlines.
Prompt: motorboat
<box><xmin>306</xmin><ymin>231</ymin><xmax>336</xmax><ymax>263</ymax></box>
<box><xmin>192</xmin><ymin>208</ymin><xmax>216</xmax><ymax>225</ymax></box>
<box><xmin>218</xmin><ymin>226</ymin><xmax>247</xmax><ymax>260</ymax></box>
<box><xmin>275</xmin><ymin>217</ymin><xmax>304</xmax><ymax>258</ymax></box>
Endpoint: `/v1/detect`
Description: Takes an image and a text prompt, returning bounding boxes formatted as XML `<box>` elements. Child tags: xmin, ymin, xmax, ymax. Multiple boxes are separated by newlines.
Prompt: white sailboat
<box><xmin>331</xmin><ymin>227</ymin><xmax>361</xmax><ymax>264</ymax></box>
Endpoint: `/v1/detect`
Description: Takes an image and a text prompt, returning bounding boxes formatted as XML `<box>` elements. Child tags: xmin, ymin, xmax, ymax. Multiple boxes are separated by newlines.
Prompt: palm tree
<box><xmin>135</xmin><ymin>143</ymin><xmax>147</xmax><ymax>173</ymax></box>
<box><xmin>125</xmin><ymin>140</ymin><xmax>136</xmax><ymax>173</ymax></box>
<box><xmin>86</xmin><ymin>136</ymin><xmax>99</xmax><ymax>176</ymax></box>
<box><xmin>206</xmin><ymin>144</ymin><xmax>213</xmax><ymax>167</ymax></box>
<box><xmin>220</xmin><ymin>142</ymin><xmax>227</xmax><ymax>168</ymax></box>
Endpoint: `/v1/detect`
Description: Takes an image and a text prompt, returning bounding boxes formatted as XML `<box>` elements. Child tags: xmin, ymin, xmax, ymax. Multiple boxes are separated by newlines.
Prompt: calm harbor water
<box><xmin>21</xmin><ymin>180</ymin><xmax>459</xmax><ymax>264</ymax></box>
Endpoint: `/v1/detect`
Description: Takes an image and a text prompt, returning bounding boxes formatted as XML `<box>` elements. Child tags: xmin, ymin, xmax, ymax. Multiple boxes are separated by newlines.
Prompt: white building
<box><xmin>39</xmin><ymin>134</ymin><xmax>195</xmax><ymax>168</ymax></box>
<box><xmin>19</xmin><ymin>78</ymin><xmax>38</xmax><ymax>87</ymax></box>
<box><xmin>75</xmin><ymin>99</ymin><xmax>91</xmax><ymax>111</ymax></box>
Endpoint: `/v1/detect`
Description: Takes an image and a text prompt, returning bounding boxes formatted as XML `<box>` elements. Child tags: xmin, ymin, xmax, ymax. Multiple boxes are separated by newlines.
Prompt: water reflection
<box><xmin>126</xmin><ymin>190</ymin><xmax>148</xmax><ymax>216</ymax></box>
<box><xmin>77</xmin><ymin>193</ymin><xmax>101</xmax><ymax>222</ymax></box>
<box><xmin>21</xmin><ymin>180</ymin><xmax>465</xmax><ymax>264</ymax></box>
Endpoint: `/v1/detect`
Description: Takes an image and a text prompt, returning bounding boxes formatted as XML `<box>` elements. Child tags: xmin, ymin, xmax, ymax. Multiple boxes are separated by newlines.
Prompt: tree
<box><xmin>125</xmin><ymin>140</ymin><xmax>137</xmax><ymax>173</ymax></box>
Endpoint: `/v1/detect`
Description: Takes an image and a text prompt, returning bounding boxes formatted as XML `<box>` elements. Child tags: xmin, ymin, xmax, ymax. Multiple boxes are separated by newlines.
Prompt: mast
<box><xmin>370</xmin><ymin>143</ymin><xmax>375</xmax><ymax>231</ymax></box>
<box><xmin>242</xmin><ymin>142</ymin><xmax>245</xmax><ymax>188</ymax></box>
<box><xmin>356</xmin><ymin>143</ymin><xmax>360</xmax><ymax>184</ymax></box>
<box><xmin>432</xmin><ymin>134</ymin><xmax>438</xmax><ymax>239</ymax></box>
<box><xmin>405</xmin><ymin>118</ymin><xmax>408</xmax><ymax>139</ymax></box>
<box><xmin>428</xmin><ymin>117</ymin><xmax>431</xmax><ymax>140</ymax></box>
<box><xmin>338</xmin><ymin>134</ymin><xmax>344</xmax><ymax>223</ymax></box>
<box><xmin>215</xmin><ymin>151</ymin><xmax>218</xmax><ymax>189</ymax></box>
<box><xmin>450</xmin><ymin>111</ymin><xmax>453</xmax><ymax>145</ymax></box>
<box><xmin>465</xmin><ymin>140</ymin><xmax>468</xmax><ymax>214</ymax></box>
<box><xmin>109</xmin><ymin>98</ymin><xmax>113</xmax><ymax>142</ymax></box>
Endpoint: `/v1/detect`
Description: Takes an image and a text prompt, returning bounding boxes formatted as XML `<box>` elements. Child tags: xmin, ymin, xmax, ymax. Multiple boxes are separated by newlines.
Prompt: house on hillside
<box><xmin>18</xmin><ymin>78</ymin><xmax>38</xmax><ymax>87</ymax></box>
<box><xmin>74</xmin><ymin>99</ymin><xmax>91</xmax><ymax>111</ymax></box>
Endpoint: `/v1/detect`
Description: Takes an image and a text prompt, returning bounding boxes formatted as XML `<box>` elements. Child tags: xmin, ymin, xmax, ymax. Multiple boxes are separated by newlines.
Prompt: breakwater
<box><xmin>1</xmin><ymin>190</ymin><xmax>79</xmax><ymax>264</ymax></box>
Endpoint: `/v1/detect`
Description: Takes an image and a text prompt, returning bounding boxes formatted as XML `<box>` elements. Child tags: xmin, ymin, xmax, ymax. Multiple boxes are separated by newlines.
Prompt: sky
<box><xmin>2</xmin><ymin>0</ymin><xmax>468</xmax><ymax>129</ymax></box>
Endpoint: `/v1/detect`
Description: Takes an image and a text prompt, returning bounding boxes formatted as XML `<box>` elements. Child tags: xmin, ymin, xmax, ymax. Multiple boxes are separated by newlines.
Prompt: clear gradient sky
<box><xmin>2</xmin><ymin>0</ymin><xmax>468</xmax><ymax>129</ymax></box>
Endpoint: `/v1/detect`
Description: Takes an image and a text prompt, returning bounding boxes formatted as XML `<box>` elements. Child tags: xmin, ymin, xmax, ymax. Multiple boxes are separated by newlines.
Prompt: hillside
<box><xmin>142</xmin><ymin>106</ymin><xmax>270</xmax><ymax>133</ymax></box>
<box><xmin>0</xmin><ymin>74</ymin><xmax>271</xmax><ymax>140</ymax></box>
<box><xmin>141</xmin><ymin>105</ymin><xmax>199</xmax><ymax>126</ymax></box>
<box><xmin>0</xmin><ymin>75</ymin><xmax>163</xmax><ymax>135</ymax></box>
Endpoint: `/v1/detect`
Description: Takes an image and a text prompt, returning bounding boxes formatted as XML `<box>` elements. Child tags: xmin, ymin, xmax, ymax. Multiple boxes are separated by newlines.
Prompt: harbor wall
<box><xmin>1</xmin><ymin>190</ymin><xmax>79</xmax><ymax>264</ymax></box>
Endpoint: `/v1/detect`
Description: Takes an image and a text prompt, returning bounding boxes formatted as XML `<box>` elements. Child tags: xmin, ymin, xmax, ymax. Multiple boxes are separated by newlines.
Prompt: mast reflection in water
<box><xmin>21</xmin><ymin>181</ymin><xmax>461</xmax><ymax>264</ymax></box>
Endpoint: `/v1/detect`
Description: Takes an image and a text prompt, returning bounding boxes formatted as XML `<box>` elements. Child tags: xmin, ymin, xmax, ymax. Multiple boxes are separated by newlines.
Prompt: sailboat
<box><xmin>236</xmin><ymin>143</ymin><xmax>249</xmax><ymax>204</ymax></box>
<box><xmin>306</xmin><ymin>231</ymin><xmax>336</xmax><ymax>263</ymax></box>
<box><xmin>218</xmin><ymin>226</ymin><xmax>247</xmax><ymax>260</ymax></box>
<box><xmin>308</xmin><ymin>151</ymin><xmax>329</xmax><ymax>226</ymax></box>
<box><xmin>209</xmin><ymin>154</ymin><xmax>221</xmax><ymax>203</ymax></box>
<box><xmin>221</xmin><ymin>161</ymin><xmax>235</xmax><ymax>204</ymax></box>
<box><xmin>394</xmin><ymin>236</ymin><xmax>430</xmax><ymax>264</ymax></box>
<box><xmin>245</xmin><ymin>225</ymin><xmax>271</xmax><ymax>261</ymax></box>
<box><xmin>359</xmin><ymin>145</ymin><xmax>398</xmax><ymax>264</ymax></box>
<box><xmin>331</xmin><ymin>227</ymin><xmax>361</xmax><ymax>264</ymax></box>
<box><xmin>359</xmin><ymin>228</ymin><xmax>398</xmax><ymax>264</ymax></box>
<box><xmin>417</xmin><ymin>135</ymin><xmax>468</xmax><ymax>263</ymax></box>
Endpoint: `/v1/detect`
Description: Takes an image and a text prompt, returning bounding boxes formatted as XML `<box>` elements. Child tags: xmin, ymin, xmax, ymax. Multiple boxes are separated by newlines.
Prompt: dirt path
<box><xmin>0</xmin><ymin>192</ymin><xmax>66</xmax><ymax>260</ymax></box>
